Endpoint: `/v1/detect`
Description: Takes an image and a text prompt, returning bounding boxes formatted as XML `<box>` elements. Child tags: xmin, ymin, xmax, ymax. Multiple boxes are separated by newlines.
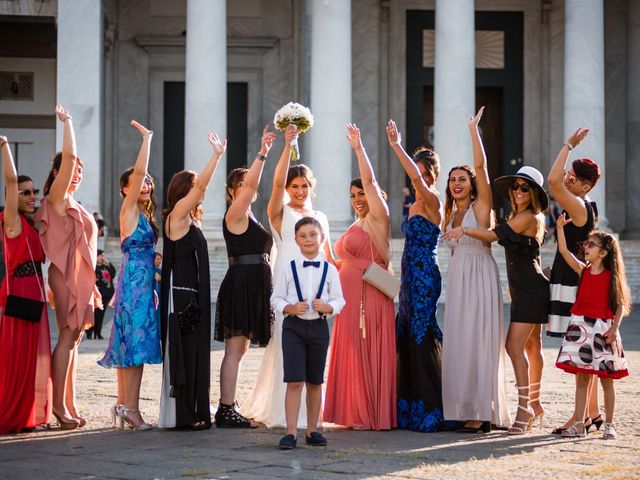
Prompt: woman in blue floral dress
<box><xmin>387</xmin><ymin>120</ymin><xmax>444</xmax><ymax>432</ymax></box>
<box><xmin>98</xmin><ymin>121</ymin><xmax>161</xmax><ymax>430</ymax></box>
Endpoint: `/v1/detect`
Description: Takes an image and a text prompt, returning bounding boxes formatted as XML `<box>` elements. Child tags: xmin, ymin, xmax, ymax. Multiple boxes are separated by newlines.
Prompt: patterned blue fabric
<box><xmin>396</xmin><ymin>215</ymin><xmax>444</xmax><ymax>432</ymax></box>
<box><xmin>398</xmin><ymin>215</ymin><xmax>442</xmax><ymax>344</ymax></box>
<box><xmin>98</xmin><ymin>214</ymin><xmax>161</xmax><ymax>368</ymax></box>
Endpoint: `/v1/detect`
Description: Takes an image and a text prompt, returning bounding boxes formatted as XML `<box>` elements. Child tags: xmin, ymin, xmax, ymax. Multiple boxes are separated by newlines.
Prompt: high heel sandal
<box><xmin>507</xmin><ymin>385</ymin><xmax>534</xmax><ymax>435</ymax></box>
<box><xmin>552</xmin><ymin>416</ymin><xmax>589</xmax><ymax>435</ymax></box>
<box><xmin>602</xmin><ymin>422</ymin><xmax>616</xmax><ymax>439</ymax></box>
<box><xmin>110</xmin><ymin>404</ymin><xmax>123</xmax><ymax>428</ymax></box>
<box><xmin>214</xmin><ymin>401</ymin><xmax>257</xmax><ymax>428</ymax></box>
<box><xmin>586</xmin><ymin>414</ymin><xmax>603</xmax><ymax>433</ymax></box>
<box><xmin>561</xmin><ymin>421</ymin><xmax>586</xmax><ymax>438</ymax></box>
<box><xmin>117</xmin><ymin>406</ymin><xmax>152</xmax><ymax>431</ymax></box>
<box><xmin>52</xmin><ymin>409</ymin><xmax>80</xmax><ymax>431</ymax></box>
<box><xmin>529</xmin><ymin>382</ymin><xmax>544</xmax><ymax>431</ymax></box>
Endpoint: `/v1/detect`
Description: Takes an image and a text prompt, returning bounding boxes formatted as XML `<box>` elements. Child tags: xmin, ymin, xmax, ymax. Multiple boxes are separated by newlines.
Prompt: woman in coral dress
<box><xmin>35</xmin><ymin>105</ymin><xmax>99</xmax><ymax>430</ymax></box>
<box><xmin>324</xmin><ymin>124</ymin><xmax>396</xmax><ymax>430</ymax></box>
<box><xmin>0</xmin><ymin>135</ymin><xmax>52</xmax><ymax>434</ymax></box>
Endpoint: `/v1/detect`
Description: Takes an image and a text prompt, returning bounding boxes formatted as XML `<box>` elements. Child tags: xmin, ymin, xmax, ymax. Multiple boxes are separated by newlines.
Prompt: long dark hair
<box><xmin>119</xmin><ymin>167</ymin><xmax>159</xmax><ymax>238</ymax></box>
<box><xmin>162</xmin><ymin>170</ymin><xmax>202</xmax><ymax>222</ymax></box>
<box><xmin>225</xmin><ymin>167</ymin><xmax>248</xmax><ymax>204</ymax></box>
<box><xmin>443</xmin><ymin>165</ymin><xmax>477</xmax><ymax>230</ymax></box>
<box><xmin>589</xmin><ymin>231</ymin><xmax>632</xmax><ymax>315</ymax></box>
<box><xmin>43</xmin><ymin>152</ymin><xmax>84</xmax><ymax>196</ymax></box>
<box><xmin>13</xmin><ymin>175</ymin><xmax>35</xmax><ymax>225</ymax></box>
<box><xmin>286</xmin><ymin>164</ymin><xmax>317</xmax><ymax>190</ymax></box>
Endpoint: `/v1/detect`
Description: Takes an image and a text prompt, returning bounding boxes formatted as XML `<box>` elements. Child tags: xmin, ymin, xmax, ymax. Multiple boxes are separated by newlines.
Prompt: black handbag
<box><xmin>174</xmin><ymin>298</ymin><xmax>202</xmax><ymax>334</ymax></box>
<box><xmin>2</xmin><ymin>225</ymin><xmax>45</xmax><ymax>323</ymax></box>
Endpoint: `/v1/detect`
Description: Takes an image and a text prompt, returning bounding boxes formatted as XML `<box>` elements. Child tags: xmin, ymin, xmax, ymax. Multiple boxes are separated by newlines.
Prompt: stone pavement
<box><xmin>1</xmin><ymin>307</ymin><xmax>639</xmax><ymax>480</ymax></box>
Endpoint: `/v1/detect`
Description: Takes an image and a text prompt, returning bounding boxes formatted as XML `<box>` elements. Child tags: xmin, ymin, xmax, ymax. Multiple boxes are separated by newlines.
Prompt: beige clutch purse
<box><xmin>362</xmin><ymin>262</ymin><xmax>400</xmax><ymax>299</ymax></box>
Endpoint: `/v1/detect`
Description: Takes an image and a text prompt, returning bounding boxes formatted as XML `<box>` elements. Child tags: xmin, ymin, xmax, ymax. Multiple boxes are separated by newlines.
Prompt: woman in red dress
<box><xmin>0</xmin><ymin>134</ymin><xmax>52</xmax><ymax>434</ymax></box>
<box><xmin>324</xmin><ymin>124</ymin><xmax>397</xmax><ymax>430</ymax></box>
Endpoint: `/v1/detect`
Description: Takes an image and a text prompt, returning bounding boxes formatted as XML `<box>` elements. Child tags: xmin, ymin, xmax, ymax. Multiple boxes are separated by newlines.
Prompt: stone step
<box><xmin>102</xmin><ymin>237</ymin><xmax>640</xmax><ymax>303</ymax></box>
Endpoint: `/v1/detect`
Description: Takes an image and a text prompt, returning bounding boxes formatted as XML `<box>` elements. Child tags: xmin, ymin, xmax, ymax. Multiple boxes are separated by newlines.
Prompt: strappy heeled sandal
<box><xmin>507</xmin><ymin>385</ymin><xmax>534</xmax><ymax>435</ymax></box>
<box><xmin>561</xmin><ymin>421</ymin><xmax>586</xmax><ymax>438</ymax></box>
<box><xmin>214</xmin><ymin>401</ymin><xmax>257</xmax><ymax>428</ymax></box>
<box><xmin>117</xmin><ymin>406</ymin><xmax>152</xmax><ymax>431</ymax></box>
<box><xmin>529</xmin><ymin>381</ymin><xmax>544</xmax><ymax>431</ymax></box>
<box><xmin>586</xmin><ymin>414</ymin><xmax>604</xmax><ymax>433</ymax></box>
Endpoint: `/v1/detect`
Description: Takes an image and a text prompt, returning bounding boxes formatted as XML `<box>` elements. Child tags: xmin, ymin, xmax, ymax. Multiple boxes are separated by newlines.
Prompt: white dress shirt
<box><xmin>271</xmin><ymin>253</ymin><xmax>345</xmax><ymax>320</ymax></box>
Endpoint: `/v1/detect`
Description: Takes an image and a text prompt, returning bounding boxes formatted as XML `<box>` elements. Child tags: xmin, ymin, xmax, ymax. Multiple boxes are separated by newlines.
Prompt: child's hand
<box><xmin>604</xmin><ymin>325</ymin><xmax>618</xmax><ymax>344</ymax></box>
<box><xmin>284</xmin><ymin>301</ymin><xmax>308</xmax><ymax>316</ymax></box>
<box><xmin>556</xmin><ymin>213</ymin><xmax>572</xmax><ymax>229</ymax></box>
<box><xmin>312</xmin><ymin>299</ymin><xmax>333</xmax><ymax>315</ymax></box>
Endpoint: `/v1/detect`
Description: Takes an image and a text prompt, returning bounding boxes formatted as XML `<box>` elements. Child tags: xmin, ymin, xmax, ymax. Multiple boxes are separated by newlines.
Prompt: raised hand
<box><xmin>556</xmin><ymin>213</ymin><xmax>572</xmax><ymax>229</ymax></box>
<box><xmin>0</xmin><ymin>135</ymin><xmax>7</xmax><ymax>146</ymax></box>
<box><xmin>55</xmin><ymin>104</ymin><xmax>72</xmax><ymax>123</ymax></box>
<box><xmin>386</xmin><ymin>120</ymin><xmax>402</xmax><ymax>146</ymax></box>
<box><xmin>260</xmin><ymin>124</ymin><xmax>277</xmax><ymax>156</ymax></box>
<box><xmin>208</xmin><ymin>131</ymin><xmax>227</xmax><ymax>155</ymax></box>
<box><xmin>565</xmin><ymin>128</ymin><xmax>589</xmax><ymax>149</ymax></box>
<box><xmin>346</xmin><ymin>123</ymin><xmax>364</xmax><ymax>151</ymax></box>
<box><xmin>284</xmin><ymin>124</ymin><xmax>299</xmax><ymax>145</ymax></box>
<box><xmin>469</xmin><ymin>106</ymin><xmax>485</xmax><ymax>130</ymax></box>
<box><xmin>130</xmin><ymin>120</ymin><xmax>153</xmax><ymax>138</ymax></box>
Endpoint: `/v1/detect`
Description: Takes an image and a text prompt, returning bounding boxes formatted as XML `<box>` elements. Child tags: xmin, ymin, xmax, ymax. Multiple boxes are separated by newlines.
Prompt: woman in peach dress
<box><xmin>35</xmin><ymin>105</ymin><xmax>100</xmax><ymax>430</ymax></box>
<box><xmin>324</xmin><ymin>124</ymin><xmax>396</xmax><ymax>430</ymax></box>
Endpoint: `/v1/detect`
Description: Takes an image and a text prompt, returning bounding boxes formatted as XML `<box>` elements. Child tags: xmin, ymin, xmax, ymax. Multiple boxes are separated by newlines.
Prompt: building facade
<box><xmin>1</xmin><ymin>0</ymin><xmax>639</xmax><ymax>237</ymax></box>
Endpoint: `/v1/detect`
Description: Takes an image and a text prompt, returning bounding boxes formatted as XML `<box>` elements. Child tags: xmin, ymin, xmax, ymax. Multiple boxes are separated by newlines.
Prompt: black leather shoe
<box><xmin>305</xmin><ymin>431</ymin><xmax>327</xmax><ymax>446</ymax></box>
<box><xmin>456</xmin><ymin>421</ymin><xmax>491</xmax><ymax>433</ymax></box>
<box><xmin>279</xmin><ymin>434</ymin><xmax>297</xmax><ymax>450</ymax></box>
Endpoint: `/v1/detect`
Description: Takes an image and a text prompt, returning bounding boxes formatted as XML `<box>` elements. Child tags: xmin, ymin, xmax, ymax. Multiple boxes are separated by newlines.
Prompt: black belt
<box><xmin>228</xmin><ymin>254</ymin><xmax>270</xmax><ymax>266</ymax></box>
<box><xmin>13</xmin><ymin>261</ymin><xmax>42</xmax><ymax>278</ymax></box>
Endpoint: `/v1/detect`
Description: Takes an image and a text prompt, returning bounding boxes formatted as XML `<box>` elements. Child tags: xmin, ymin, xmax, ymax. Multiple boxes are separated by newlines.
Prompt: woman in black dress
<box><xmin>214</xmin><ymin>126</ymin><xmax>276</xmax><ymax>428</ymax></box>
<box><xmin>443</xmin><ymin>166</ymin><xmax>549</xmax><ymax>435</ymax></box>
<box><xmin>547</xmin><ymin>128</ymin><xmax>602</xmax><ymax>433</ymax></box>
<box><xmin>158</xmin><ymin>132</ymin><xmax>226</xmax><ymax>430</ymax></box>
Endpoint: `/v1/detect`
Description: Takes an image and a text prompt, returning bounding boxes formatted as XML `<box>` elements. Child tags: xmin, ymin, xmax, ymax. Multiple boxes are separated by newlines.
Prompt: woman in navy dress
<box><xmin>387</xmin><ymin>120</ymin><xmax>444</xmax><ymax>432</ymax></box>
<box><xmin>98</xmin><ymin>121</ymin><xmax>161</xmax><ymax>430</ymax></box>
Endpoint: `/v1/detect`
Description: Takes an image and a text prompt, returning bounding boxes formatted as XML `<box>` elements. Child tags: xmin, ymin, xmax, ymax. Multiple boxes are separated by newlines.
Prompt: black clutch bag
<box><xmin>173</xmin><ymin>299</ymin><xmax>202</xmax><ymax>334</ymax></box>
<box><xmin>4</xmin><ymin>294</ymin><xmax>44</xmax><ymax>323</ymax></box>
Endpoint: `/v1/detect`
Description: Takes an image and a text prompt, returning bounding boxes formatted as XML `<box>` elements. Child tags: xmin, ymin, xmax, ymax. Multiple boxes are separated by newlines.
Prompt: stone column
<box><xmin>433</xmin><ymin>0</ymin><xmax>475</xmax><ymax>194</ymax></box>
<box><xmin>626</xmin><ymin>0</ymin><xmax>640</xmax><ymax>237</ymax></box>
<box><xmin>56</xmin><ymin>0</ymin><xmax>103</xmax><ymax>215</ymax></box>
<box><xmin>184</xmin><ymin>0</ymin><xmax>226</xmax><ymax>233</ymax></box>
<box><xmin>309</xmin><ymin>0</ymin><xmax>352</xmax><ymax>231</ymax></box>
<box><xmin>564</xmin><ymin>0</ymin><xmax>607</xmax><ymax>225</ymax></box>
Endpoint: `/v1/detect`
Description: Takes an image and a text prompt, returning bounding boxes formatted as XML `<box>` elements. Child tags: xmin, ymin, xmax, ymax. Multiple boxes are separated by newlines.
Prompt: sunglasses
<box><xmin>583</xmin><ymin>240</ymin><xmax>603</xmax><ymax>250</ymax></box>
<box><xmin>511</xmin><ymin>182</ymin><xmax>531</xmax><ymax>193</ymax></box>
<box><xmin>18</xmin><ymin>188</ymin><xmax>40</xmax><ymax>197</ymax></box>
<box><xmin>144</xmin><ymin>176</ymin><xmax>153</xmax><ymax>185</ymax></box>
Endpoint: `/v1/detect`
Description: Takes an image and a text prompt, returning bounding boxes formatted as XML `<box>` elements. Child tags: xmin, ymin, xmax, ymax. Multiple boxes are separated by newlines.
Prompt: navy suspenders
<box><xmin>290</xmin><ymin>259</ymin><xmax>329</xmax><ymax>318</ymax></box>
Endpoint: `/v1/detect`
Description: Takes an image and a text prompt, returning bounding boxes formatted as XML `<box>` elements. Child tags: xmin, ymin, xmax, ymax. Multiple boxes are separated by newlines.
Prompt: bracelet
<box><xmin>563</xmin><ymin>143</ymin><xmax>574</xmax><ymax>151</ymax></box>
<box><xmin>256</xmin><ymin>153</ymin><xmax>267</xmax><ymax>161</ymax></box>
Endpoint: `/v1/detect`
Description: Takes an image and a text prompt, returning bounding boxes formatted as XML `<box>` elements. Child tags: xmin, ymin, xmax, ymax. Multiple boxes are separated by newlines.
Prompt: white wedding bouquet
<box><xmin>273</xmin><ymin>102</ymin><xmax>314</xmax><ymax>161</ymax></box>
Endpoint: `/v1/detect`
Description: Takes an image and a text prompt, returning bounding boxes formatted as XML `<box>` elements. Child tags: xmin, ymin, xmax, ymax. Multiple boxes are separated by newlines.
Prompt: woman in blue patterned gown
<box><xmin>98</xmin><ymin>121</ymin><xmax>161</xmax><ymax>430</ymax></box>
<box><xmin>387</xmin><ymin>120</ymin><xmax>444</xmax><ymax>432</ymax></box>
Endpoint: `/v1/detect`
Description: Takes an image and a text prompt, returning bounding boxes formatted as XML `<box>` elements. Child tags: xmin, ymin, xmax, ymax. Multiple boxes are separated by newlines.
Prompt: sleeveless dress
<box><xmin>556</xmin><ymin>267</ymin><xmax>628</xmax><ymax>379</ymax></box>
<box><xmin>442</xmin><ymin>207</ymin><xmax>510</xmax><ymax>426</ymax></box>
<box><xmin>548</xmin><ymin>199</ymin><xmax>596</xmax><ymax>336</ymax></box>
<box><xmin>240</xmin><ymin>204</ymin><xmax>330</xmax><ymax>427</ymax></box>
<box><xmin>35</xmin><ymin>196</ymin><xmax>98</xmax><ymax>331</ymax></box>
<box><xmin>0</xmin><ymin>214</ymin><xmax>52</xmax><ymax>433</ymax></box>
<box><xmin>158</xmin><ymin>224</ymin><xmax>211</xmax><ymax>429</ymax></box>
<box><xmin>493</xmin><ymin>223</ymin><xmax>550</xmax><ymax>324</ymax></box>
<box><xmin>396</xmin><ymin>215</ymin><xmax>444</xmax><ymax>432</ymax></box>
<box><xmin>324</xmin><ymin>224</ymin><xmax>397</xmax><ymax>430</ymax></box>
<box><xmin>98</xmin><ymin>214</ymin><xmax>162</xmax><ymax>368</ymax></box>
<box><xmin>215</xmin><ymin>217</ymin><xmax>273</xmax><ymax>345</ymax></box>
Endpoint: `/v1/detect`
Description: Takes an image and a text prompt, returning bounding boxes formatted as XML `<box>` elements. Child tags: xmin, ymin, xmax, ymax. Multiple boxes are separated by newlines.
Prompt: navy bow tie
<box><xmin>303</xmin><ymin>260</ymin><xmax>321</xmax><ymax>268</ymax></box>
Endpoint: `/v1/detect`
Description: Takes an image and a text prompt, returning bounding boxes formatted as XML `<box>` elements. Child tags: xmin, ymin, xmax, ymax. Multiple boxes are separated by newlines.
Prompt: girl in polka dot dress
<box><xmin>554</xmin><ymin>214</ymin><xmax>631</xmax><ymax>439</ymax></box>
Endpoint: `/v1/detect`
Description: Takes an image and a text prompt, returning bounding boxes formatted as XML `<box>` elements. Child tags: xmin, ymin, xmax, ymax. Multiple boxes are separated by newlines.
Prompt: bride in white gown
<box><xmin>240</xmin><ymin>125</ymin><xmax>333</xmax><ymax>428</ymax></box>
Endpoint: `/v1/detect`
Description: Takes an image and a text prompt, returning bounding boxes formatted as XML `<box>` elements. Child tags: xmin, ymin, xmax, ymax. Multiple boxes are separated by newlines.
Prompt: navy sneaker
<box><xmin>305</xmin><ymin>431</ymin><xmax>327</xmax><ymax>446</ymax></box>
<box><xmin>279</xmin><ymin>434</ymin><xmax>297</xmax><ymax>450</ymax></box>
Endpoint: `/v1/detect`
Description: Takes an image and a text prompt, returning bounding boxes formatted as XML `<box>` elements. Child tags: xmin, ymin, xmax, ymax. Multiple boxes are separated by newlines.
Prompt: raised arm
<box><xmin>267</xmin><ymin>125</ymin><xmax>298</xmax><ymax>234</ymax></box>
<box><xmin>386</xmin><ymin>119</ymin><xmax>441</xmax><ymax>226</ymax></box>
<box><xmin>1</xmin><ymin>136</ymin><xmax>21</xmax><ymax>237</ymax></box>
<box><xmin>469</xmin><ymin>107</ymin><xmax>492</xmax><ymax>226</ymax></box>
<box><xmin>555</xmin><ymin>213</ymin><xmax>584</xmax><ymax>275</ymax></box>
<box><xmin>347</xmin><ymin>123</ymin><xmax>389</xmax><ymax>231</ymax></box>
<box><xmin>48</xmin><ymin>105</ymin><xmax>77</xmax><ymax>207</ymax></box>
<box><xmin>170</xmin><ymin>132</ymin><xmax>226</xmax><ymax>224</ymax></box>
<box><xmin>547</xmin><ymin>128</ymin><xmax>589</xmax><ymax>224</ymax></box>
<box><xmin>120</xmin><ymin>121</ymin><xmax>153</xmax><ymax>238</ymax></box>
<box><xmin>226</xmin><ymin>125</ymin><xmax>276</xmax><ymax>231</ymax></box>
